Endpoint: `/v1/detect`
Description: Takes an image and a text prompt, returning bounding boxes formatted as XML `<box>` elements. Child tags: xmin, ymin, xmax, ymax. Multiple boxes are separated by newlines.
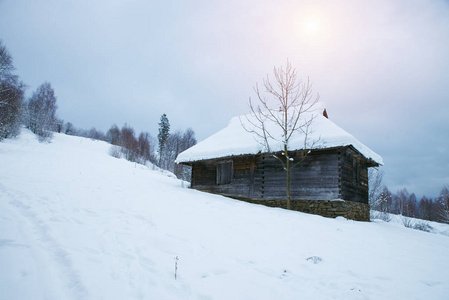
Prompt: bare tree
<box><xmin>0</xmin><ymin>40</ymin><xmax>13</xmax><ymax>77</ymax></box>
<box><xmin>380</xmin><ymin>186</ymin><xmax>393</xmax><ymax>213</ymax></box>
<box><xmin>106</xmin><ymin>124</ymin><xmax>121</xmax><ymax>145</ymax></box>
<box><xmin>0</xmin><ymin>40</ymin><xmax>25</xmax><ymax>140</ymax></box>
<box><xmin>86</xmin><ymin>127</ymin><xmax>106</xmax><ymax>141</ymax></box>
<box><xmin>394</xmin><ymin>188</ymin><xmax>412</xmax><ymax>216</ymax></box>
<box><xmin>137</xmin><ymin>131</ymin><xmax>157</xmax><ymax>164</ymax></box>
<box><xmin>368</xmin><ymin>168</ymin><xmax>384</xmax><ymax>208</ymax></box>
<box><xmin>418</xmin><ymin>195</ymin><xmax>434</xmax><ymax>221</ymax></box>
<box><xmin>165</xmin><ymin>130</ymin><xmax>182</xmax><ymax>172</ymax></box>
<box><xmin>406</xmin><ymin>193</ymin><xmax>417</xmax><ymax>218</ymax></box>
<box><xmin>168</xmin><ymin>128</ymin><xmax>197</xmax><ymax>179</ymax></box>
<box><xmin>0</xmin><ymin>75</ymin><xmax>25</xmax><ymax>139</ymax></box>
<box><xmin>120</xmin><ymin>124</ymin><xmax>138</xmax><ymax>161</ymax></box>
<box><xmin>182</xmin><ymin>128</ymin><xmax>197</xmax><ymax>148</ymax></box>
<box><xmin>368</xmin><ymin>169</ymin><xmax>391</xmax><ymax>220</ymax></box>
<box><xmin>178</xmin><ymin>128</ymin><xmax>197</xmax><ymax>180</ymax></box>
<box><xmin>436</xmin><ymin>186</ymin><xmax>449</xmax><ymax>223</ymax></box>
<box><xmin>242</xmin><ymin>60</ymin><xmax>319</xmax><ymax>209</ymax></box>
<box><xmin>26</xmin><ymin>82</ymin><xmax>58</xmax><ymax>141</ymax></box>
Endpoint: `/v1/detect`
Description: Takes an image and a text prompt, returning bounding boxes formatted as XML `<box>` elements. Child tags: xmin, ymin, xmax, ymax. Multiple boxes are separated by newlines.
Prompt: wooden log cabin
<box><xmin>176</xmin><ymin>106</ymin><xmax>383</xmax><ymax>221</ymax></box>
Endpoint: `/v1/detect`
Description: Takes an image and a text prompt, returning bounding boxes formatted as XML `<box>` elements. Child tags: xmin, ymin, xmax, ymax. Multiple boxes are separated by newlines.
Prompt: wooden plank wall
<box><xmin>191</xmin><ymin>156</ymin><xmax>257</xmax><ymax>199</ymax></box>
<box><xmin>339</xmin><ymin>147</ymin><xmax>369</xmax><ymax>203</ymax></box>
<box><xmin>254</xmin><ymin>150</ymin><xmax>340</xmax><ymax>201</ymax></box>
<box><xmin>191</xmin><ymin>149</ymin><xmax>344</xmax><ymax>201</ymax></box>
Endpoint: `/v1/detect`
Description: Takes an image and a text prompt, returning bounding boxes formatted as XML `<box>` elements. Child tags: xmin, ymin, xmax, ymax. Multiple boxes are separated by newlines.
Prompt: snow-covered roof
<box><xmin>176</xmin><ymin>105</ymin><xmax>383</xmax><ymax>166</ymax></box>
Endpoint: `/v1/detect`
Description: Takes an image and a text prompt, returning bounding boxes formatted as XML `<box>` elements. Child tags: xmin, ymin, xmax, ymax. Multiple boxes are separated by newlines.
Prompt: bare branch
<box><xmin>243</xmin><ymin>60</ymin><xmax>320</xmax><ymax>209</ymax></box>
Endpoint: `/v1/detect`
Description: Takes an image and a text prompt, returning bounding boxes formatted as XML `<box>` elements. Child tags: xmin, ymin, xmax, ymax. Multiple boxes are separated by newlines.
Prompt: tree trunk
<box><xmin>285</xmin><ymin>144</ymin><xmax>291</xmax><ymax>210</ymax></box>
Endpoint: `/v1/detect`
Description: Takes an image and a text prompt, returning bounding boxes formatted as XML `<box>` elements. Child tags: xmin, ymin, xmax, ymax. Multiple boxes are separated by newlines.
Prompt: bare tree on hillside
<box><xmin>86</xmin><ymin>127</ymin><xmax>106</xmax><ymax>141</ymax></box>
<box><xmin>436</xmin><ymin>186</ymin><xmax>449</xmax><ymax>223</ymax></box>
<box><xmin>394</xmin><ymin>188</ymin><xmax>410</xmax><ymax>216</ymax></box>
<box><xmin>137</xmin><ymin>131</ymin><xmax>157</xmax><ymax>164</ymax></box>
<box><xmin>242</xmin><ymin>60</ymin><xmax>320</xmax><ymax>209</ymax></box>
<box><xmin>120</xmin><ymin>124</ymin><xmax>138</xmax><ymax>161</ymax></box>
<box><xmin>165</xmin><ymin>130</ymin><xmax>182</xmax><ymax>172</ymax></box>
<box><xmin>0</xmin><ymin>40</ymin><xmax>13</xmax><ymax>76</ymax></box>
<box><xmin>406</xmin><ymin>193</ymin><xmax>418</xmax><ymax>218</ymax></box>
<box><xmin>0</xmin><ymin>40</ymin><xmax>25</xmax><ymax>140</ymax></box>
<box><xmin>0</xmin><ymin>75</ymin><xmax>25</xmax><ymax>139</ymax></box>
<box><xmin>168</xmin><ymin>128</ymin><xmax>197</xmax><ymax>179</ymax></box>
<box><xmin>178</xmin><ymin>128</ymin><xmax>197</xmax><ymax>180</ymax></box>
<box><xmin>418</xmin><ymin>196</ymin><xmax>435</xmax><ymax>221</ymax></box>
<box><xmin>368</xmin><ymin>169</ymin><xmax>384</xmax><ymax>207</ymax></box>
<box><xmin>368</xmin><ymin>169</ymin><xmax>391</xmax><ymax>220</ymax></box>
<box><xmin>106</xmin><ymin>124</ymin><xmax>121</xmax><ymax>145</ymax></box>
<box><xmin>26</xmin><ymin>82</ymin><xmax>58</xmax><ymax>141</ymax></box>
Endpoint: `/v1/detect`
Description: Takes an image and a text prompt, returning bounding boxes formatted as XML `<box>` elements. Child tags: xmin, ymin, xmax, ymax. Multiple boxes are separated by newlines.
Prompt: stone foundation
<box><xmin>234</xmin><ymin>198</ymin><xmax>370</xmax><ymax>221</ymax></box>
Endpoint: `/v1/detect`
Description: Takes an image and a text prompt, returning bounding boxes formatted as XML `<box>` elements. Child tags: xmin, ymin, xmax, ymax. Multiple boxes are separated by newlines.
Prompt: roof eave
<box><xmin>177</xmin><ymin>145</ymin><xmax>383</xmax><ymax>166</ymax></box>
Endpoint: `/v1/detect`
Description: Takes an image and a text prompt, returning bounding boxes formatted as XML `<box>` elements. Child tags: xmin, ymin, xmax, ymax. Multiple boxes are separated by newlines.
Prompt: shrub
<box><xmin>109</xmin><ymin>146</ymin><xmax>122</xmax><ymax>159</ymax></box>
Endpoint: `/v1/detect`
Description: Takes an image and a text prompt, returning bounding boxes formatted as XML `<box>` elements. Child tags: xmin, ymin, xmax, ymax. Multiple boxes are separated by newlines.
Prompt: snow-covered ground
<box><xmin>1</xmin><ymin>130</ymin><xmax>449</xmax><ymax>300</ymax></box>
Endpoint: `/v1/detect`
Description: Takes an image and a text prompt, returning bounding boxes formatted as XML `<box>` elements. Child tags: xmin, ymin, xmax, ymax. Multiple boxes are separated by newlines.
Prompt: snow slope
<box><xmin>1</xmin><ymin>130</ymin><xmax>448</xmax><ymax>300</ymax></box>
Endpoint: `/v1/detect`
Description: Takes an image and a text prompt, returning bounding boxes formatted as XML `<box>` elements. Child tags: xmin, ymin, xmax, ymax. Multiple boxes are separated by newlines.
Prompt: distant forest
<box><xmin>1</xmin><ymin>40</ymin><xmax>448</xmax><ymax>223</ymax></box>
<box><xmin>369</xmin><ymin>170</ymin><xmax>448</xmax><ymax>224</ymax></box>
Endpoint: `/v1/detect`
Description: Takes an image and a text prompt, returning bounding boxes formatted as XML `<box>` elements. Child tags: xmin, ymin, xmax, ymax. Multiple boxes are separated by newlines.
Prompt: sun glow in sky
<box><xmin>304</xmin><ymin>18</ymin><xmax>321</xmax><ymax>35</ymax></box>
<box><xmin>296</xmin><ymin>13</ymin><xmax>332</xmax><ymax>46</ymax></box>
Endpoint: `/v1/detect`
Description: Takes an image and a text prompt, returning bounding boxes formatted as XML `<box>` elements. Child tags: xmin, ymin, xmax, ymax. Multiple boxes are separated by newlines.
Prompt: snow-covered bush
<box><xmin>109</xmin><ymin>145</ymin><xmax>122</xmax><ymax>158</ymax></box>
<box><xmin>412</xmin><ymin>220</ymin><xmax>433</xmax><ymax>232</ymax></box>
<box><xmin>401</xmin><ymin>216</ymin><xmax>415</xmax><ymax>228</ymax></box>
<box><xmin>370</xmin><ymin>210</ymin><xmax>391</xmax><ymax>222</ymax></box>
<box><xmin>401</xmin><ymin>216</ymin><xmax>433</xmax><ymax>232</ymax></box>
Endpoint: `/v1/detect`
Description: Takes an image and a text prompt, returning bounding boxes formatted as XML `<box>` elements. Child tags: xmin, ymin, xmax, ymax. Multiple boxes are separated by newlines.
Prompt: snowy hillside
<box><xmin>1</xmin><ymin>130</ymin><xmax>449</xmax><ymax>300</ymax></box>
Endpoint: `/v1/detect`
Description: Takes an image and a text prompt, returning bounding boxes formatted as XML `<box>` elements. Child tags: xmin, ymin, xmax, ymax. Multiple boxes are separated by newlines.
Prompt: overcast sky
<box><xmin>1</xmin><ymin>0</ymin><xmax>448</xmax><ymax>198</ymax></box>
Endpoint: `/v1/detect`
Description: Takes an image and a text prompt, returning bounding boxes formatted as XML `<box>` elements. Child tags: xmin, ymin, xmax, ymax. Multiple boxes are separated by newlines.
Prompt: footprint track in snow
<box><xmin>7</xmin><ymin>192</ymin><xmax>89</xmax><ymax>300</ymax></box>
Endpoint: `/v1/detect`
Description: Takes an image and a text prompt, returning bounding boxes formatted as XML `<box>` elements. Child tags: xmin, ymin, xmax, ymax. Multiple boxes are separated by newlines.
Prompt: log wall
<box><xmin>189</xmin><ymin>146</ymin><xmax>371</xmax><ymax>221</ymax></box>
<box><xmin>339</xmin><ymin>147</ymin><xmax>369</xmax><ymax>204</ymax></box>
<box><xmin>191</xmin><ymin>149</ymin><xmax>343</xmax><ymax>201</ymax></box>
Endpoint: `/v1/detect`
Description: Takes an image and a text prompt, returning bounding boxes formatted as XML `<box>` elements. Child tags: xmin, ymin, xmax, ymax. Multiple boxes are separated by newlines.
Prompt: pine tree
<box><xmin>158</xmin><ymin>113</ymin><xmax>170</xmax><ymax>167</ymax></box>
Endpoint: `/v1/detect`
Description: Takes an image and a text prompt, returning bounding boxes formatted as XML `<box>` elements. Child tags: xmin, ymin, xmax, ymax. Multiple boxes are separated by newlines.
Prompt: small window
<box><xmin>217</xmin><ymin>161</ymin><xmax>233</xmax><ymax>185</ymax></box>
